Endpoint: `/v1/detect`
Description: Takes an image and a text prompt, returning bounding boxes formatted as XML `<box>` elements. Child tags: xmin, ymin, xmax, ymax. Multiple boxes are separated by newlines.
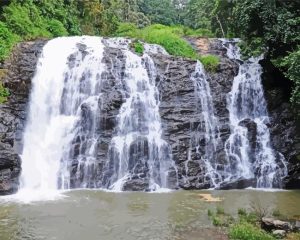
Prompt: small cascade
<box><xmin>104</xmin><ymin>46</ymin><xmax>176</xmax><ymax>191</ymax></box>
<box><xmin>189</xmin><ymin>61</ymin><xmax>221</xmax><ymax>187</ymax></box>
<box><xmin>222</xmin><ymin>40</ymin><xmax>287</xmax><ymax>188</ymax></box>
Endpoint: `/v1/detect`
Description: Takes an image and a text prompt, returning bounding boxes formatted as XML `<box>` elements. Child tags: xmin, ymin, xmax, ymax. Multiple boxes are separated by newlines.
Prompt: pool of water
<box><xmin>0</xmin><ymin>190</ymin><xmax>300</xmax><ymax>240</ymax></box>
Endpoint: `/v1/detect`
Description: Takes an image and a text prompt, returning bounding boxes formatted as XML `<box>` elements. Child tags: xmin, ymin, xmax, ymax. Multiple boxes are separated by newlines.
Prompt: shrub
<box><xmin>132</xmin><ymin>41</ymin><xmax>144</xmax><ymax>55</ymax></box>
<box><xmin>0</xmin><ymin>21</ymin><xmax>20</xmax><ymax>61</ymax></box>
<box><xmin>115</xmin><ymin>23</ymin><xmax>138</xmax><ymax>38</ymax></box>
<box><xmin>199</xmin><ymin>55</ymin><xmax>220</xmax><ymax>72</ymax></box>
<box><xmin>207</xmin><ymin>209</ymin><xmax>213</xmax><ymax>217</ymax></box>
<box><xmin>115</xmin><ymin>23</ymin><xmax>220</xmax><ymax>72</ymax></box>
<box><xmin>229</xmin><ymin>222</ymin><xmax>275</xmax><ymax>240</ymax></box>
<box><xmin>212</xmin><ymin>216</ymin><xmax>223</xmax><ymax>226</ymax></box>
<box><xmin>46</xmin><ymin>19</ymin><xmax>68</xmax><ymax>37</ymax></box>
<box><xmin>216</xmin><ymin>206</ymin><xmax>225</xmax><ymax>215</ymax></box>
<box><xmin>0</xmin><ymin>82</ymin><xmax>10</xmax><ymax>103</ymax></box>
<box><xmin>238</xmin><ymin>208</ymin><xmax>247</xmax><ymax>216</ymax></box>
<box><xmin>2</xmin><ymin>3</ymin><xmax>52</xmax><ymax>40</ymax></box>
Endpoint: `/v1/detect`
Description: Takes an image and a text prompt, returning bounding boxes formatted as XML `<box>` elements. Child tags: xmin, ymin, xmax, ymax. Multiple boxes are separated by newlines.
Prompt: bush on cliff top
<box><xmin>115</xmin><ymin>23</ymin><xmax>220</xmax><ymax>72</ymax></box>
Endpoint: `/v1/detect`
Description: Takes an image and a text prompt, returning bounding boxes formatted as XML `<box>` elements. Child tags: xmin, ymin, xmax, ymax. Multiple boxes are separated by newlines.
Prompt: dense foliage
<box><xmin>0</xmin><ymin>0</ymin><xmax>299</xmax><ymax>111</ymax></box>
<box><xmin>231</xmin><ymin>0</ymin><xmax>300</xmax><ymax>109</ymax></box>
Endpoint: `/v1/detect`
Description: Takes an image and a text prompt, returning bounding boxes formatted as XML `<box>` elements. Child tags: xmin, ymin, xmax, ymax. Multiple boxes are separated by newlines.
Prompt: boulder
<box><xmin>217</xmin><ymin>178</ymin><xmax>256</xmax><ymax>190</ymax></box>
<box><xmin>272</xmin><ymin>230</ymin><xmax>286</xmax><ymax>238</ymax></box>
<box><xmin>262</xmin><ymin>217</ymin><xmax>292</xmax><ymax>231</ymax></box>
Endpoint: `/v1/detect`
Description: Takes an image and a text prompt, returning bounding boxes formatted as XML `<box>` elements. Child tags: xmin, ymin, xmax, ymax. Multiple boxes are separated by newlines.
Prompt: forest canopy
<box><xmin>0</xmin><ymin>0</ymin><xmax>299</xmax><ymax>111</ymax></box>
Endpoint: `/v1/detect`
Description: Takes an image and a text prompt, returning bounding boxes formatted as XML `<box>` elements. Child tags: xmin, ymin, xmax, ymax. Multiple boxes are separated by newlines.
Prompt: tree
<box><xmin>232</xmin><ymin>0</ymin><xmax>300</xmax><ymax>110</ymax></box>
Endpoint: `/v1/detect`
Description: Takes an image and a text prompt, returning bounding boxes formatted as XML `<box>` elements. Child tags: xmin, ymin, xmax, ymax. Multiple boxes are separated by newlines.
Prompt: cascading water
<box><xmin>188</xmin><ymin>61</ymin><xmax>221</xmax><ymax>187</ymax></box>
<box><xmin>19</xmin><ymin>36</ymin><xmax>176</xmax><ymax>196</ymax></box>
<box><xmin>222</xmin><ymin>39</ymin><xmax>287</xmax><ymax>188</ymax></box>
<box><xmin>15</xmin><ymin>35</ymin><xmax>288</xmax><ymax>198</ymax></box>
<box><xmin>20</xmin><ymin>37</ymin><xmax>106</xmax><ymax>195</ymax></box>
<box><xmin>104</xmin><ymin>49</ymin><xmax>176</xmax><ymax>191</ymax></box>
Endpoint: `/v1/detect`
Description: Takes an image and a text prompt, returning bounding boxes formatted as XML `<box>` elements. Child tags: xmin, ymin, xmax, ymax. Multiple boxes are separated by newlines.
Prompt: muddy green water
<box><xmin>0</xmin><ymin>190</ymin><xmax>300</xmax><ymax>240</ymax></box>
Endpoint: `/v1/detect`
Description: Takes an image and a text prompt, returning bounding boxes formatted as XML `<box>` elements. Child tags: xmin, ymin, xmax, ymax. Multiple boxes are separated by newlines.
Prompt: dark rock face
<box><xmin>0</xmin><ymin>38</ymin><xmax>299</xmax><ymax>194</ymax></box>
<box><xmin>0</xmin><ymin>41</ymin><xmax>46</xmax><ymax>194</ymax></box>
<box><xmin>260</xmin><ymin>59</ymin><xmax>300</xmax><ymax>189</ymax></box>
<box><xmin>151</xmin><ymin>49</ymin><xmax>238</xmax><ymax>189</ymax></box>
<box><xmin>217</xmin><ymin>178</ymin><xmax>256</xmax><ymax>190</ymax></box>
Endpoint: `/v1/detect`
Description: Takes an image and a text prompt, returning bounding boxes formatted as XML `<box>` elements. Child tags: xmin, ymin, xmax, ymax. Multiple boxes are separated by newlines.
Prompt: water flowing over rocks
<box><xmin>0</xmin><ymin>37</ymin><xmax>299</xmax><ymax>195</ymax></box>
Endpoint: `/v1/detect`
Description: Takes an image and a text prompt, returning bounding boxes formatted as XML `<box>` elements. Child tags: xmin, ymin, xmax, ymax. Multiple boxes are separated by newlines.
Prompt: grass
<box><xmin>207</xmin><ymin>207</ymin><xmax>297</xmax><ymax>240</ymax></box>
<box><xmin>229</xmin><ymin>222</ymin><xmax>275</xmax><ymax>240</ymax></box>
<box><xmin>286</xmin><ymin>233</ymin><xmax>300</xmax><ymax>240</ymax></box>
<box><xmin>200</xmin><ymin>55</ymin><xmax>220</xmax><ymax>72</ymax></box>
<box><xmin>115</xmin><ymin>23</ymin><xmax>220</xmax><ymax>72</ymax></box>
<box><xmin>131</xmin><ymin>41</ymin><xmax>144</xmax><ymax>55</ymax></box>
<box><xmin>0</xmin><ymin>82</ymin><xmax>10</xmax><ymax>103</ymax></box>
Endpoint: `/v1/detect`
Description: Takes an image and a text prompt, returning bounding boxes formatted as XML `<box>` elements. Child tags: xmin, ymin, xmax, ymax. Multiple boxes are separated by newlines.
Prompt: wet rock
<box><xmin>217</xmin><ymin>178</ymin><xmax>256</xmax><ymax>190</ymax></box>
<box><xmin>239</xmin><ymin>119</ymin><xmax>257</xmax><ymax>153</ymax></box>
<box><xmin>272</xmin><ymin>229</ymin><xmax>286</xmax><ymax>238</ymax></box>
<box><xmin>261</xmin><ymin>217</ymin><xmax>292</xmax><ymax>231</ymax></box>
<box><xmin>294</xmin><ymin>221</ymin><xmax>300</xmax><ymax>231</ymax></box>
<box><xmin>261</xmin><ymin>59</ymin><xmax>300</xmax><ymax>189</ymax></box>
<box><xmin>0</xmin><ymin>41</ymin><xmax>46</xmax><ymax>195</ymax></box>
<box><xmin>122</xmin><ymin>178</ymin><xmax>149</xmax><ymax>191</ymax></box>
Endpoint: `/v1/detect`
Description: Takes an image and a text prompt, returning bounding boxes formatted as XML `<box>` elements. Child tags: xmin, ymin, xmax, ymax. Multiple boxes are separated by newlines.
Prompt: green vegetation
<box><xmin>116</xmin><ymin>24</ymin><xmax>198</xmax><ymax>59</ymax></box>
<box><xmin>286</xmin><ymin>233</ymin><xmax>300</xmax><ymax>240</ymax></box>
<box><xmin>207</xmin><ymin>207</ymin><xmax>234</xmax><ymax>228</ymax></box>
<box><xmin>229</xmin><ymin>222</ymin><xmax>275</xmax><ymax>240</ymax></box>
<box><xmin>0</xmin><ymin>22</ymin><xmax>20</xmax><ymax>61</ymax></box>
<box><xmin>199</xmin><ymin>55</ymin><xmax>220</xmax><ymax>72</ymax></box>
<box><xmin>207</xmin><ymin>207</ymin><xmax>300</xmax><ymax>240</ymax></box>
<box><xmin>116</xmin><ymin>24</ymin><xmax>220</xmax><ymax>71</ymax></box>
<box><xmin>0</xmin><ymin>82</ymin><xmax>9</xmax><ymax>103</ymax></box>
<box><xmin>230</xmin><ymin>0</ymin><xmax>300</xmax><ymax>111</ymax></box>
<box><xmin>132</xmin><ymin>41</ymin><xmax>144</xmax><ymax>55</ymax></box>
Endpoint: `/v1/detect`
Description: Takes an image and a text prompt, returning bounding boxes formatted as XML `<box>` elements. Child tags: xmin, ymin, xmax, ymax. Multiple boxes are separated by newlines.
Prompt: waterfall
<box><xmin>19</xmin><ymin>36</ymin><xmax>176</xmax><ymax>194</ymax></box>
<box><xmin>103</xmin><ymin>47</ymin><xmax>176</xmax><ymax>191</ymax></box>
<box><xmin>20</xmin><ymin>37</ymin><xmax>106</xmax><ymax>193</ymax></box>
<box><xmin>188</xmin><ymin>61</ymin><xmax>221</xmax><ymax>188</ymax></box>
<box><xmin>222</xmin><ymin>40</ymin><xmax>287</xmax><ymax>188</ymax></box>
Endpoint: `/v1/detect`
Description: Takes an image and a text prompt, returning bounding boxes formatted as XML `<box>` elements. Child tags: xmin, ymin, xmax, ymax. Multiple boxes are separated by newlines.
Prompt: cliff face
<box><xmin>0</xmin><ymin>41</ymin><xmax>46</xmax><ymax>194</ymax></box>
<box><xmin>0</xmin><ymin>38</ymin><xmax>299</xmax><ymax>195</ymax></box>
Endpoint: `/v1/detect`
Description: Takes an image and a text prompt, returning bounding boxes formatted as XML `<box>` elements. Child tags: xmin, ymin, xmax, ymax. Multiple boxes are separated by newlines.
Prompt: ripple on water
<box><xmin>0</xmin><ymin>190</ymin><xmax>299</xmax><ymax>240</ymax></box>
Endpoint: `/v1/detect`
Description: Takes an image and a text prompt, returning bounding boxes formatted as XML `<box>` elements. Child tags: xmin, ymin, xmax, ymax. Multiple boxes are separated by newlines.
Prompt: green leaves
<box><xmin>0</xmin><ymin>21</ymin><xmax>20</xmax><ymax>61</ymax></box>
<box><xmin>229</xmin><ymin>222</ymin><xmax>275</xmax><ymax>240</ymax></box>
<box><xmin>232</xmin><ymin>0</ymin><xmax>300</xmax><ymax>112</ymax></box>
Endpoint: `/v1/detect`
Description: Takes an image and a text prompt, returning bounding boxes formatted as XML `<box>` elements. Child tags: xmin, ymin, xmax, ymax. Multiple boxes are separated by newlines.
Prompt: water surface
<box><xmin>0</xmin><ymin>190</ymin><xmax>299</xmax><ymax>240</ymax></box>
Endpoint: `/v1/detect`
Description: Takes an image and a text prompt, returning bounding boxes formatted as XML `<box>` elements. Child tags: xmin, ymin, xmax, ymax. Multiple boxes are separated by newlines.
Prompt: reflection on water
<box><xmin>0</xmin><ymin>190</ymin><xmax>300</xmax><ymax>240</ymax></box>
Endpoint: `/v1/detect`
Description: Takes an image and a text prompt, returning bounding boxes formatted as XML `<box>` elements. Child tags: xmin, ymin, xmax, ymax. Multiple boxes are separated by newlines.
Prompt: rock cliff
<box><xmin>0</xmin><ymin>38</ymin><xmax>298</xmax><ymax>194</ymax></box>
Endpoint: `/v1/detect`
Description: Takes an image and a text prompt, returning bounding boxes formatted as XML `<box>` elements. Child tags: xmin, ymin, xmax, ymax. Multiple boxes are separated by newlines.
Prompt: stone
<box><xmin>262</xmin><ymin>217</ymin><xmax>291</xmax><ymax>231</ymax></box>
<box><xmin>122</xmin><ymin>178</ymin><xmax>149</xmax><ymax>191</ymax></box>
<box><xmin>217</xmin><ymin>178</ymin><xmax>256</xmax><ymax>190</ymax></box>
<box><xmin>272</xmin><ymin>230</ymin><xmax>286</xmax><ymax>238</ymax></box>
